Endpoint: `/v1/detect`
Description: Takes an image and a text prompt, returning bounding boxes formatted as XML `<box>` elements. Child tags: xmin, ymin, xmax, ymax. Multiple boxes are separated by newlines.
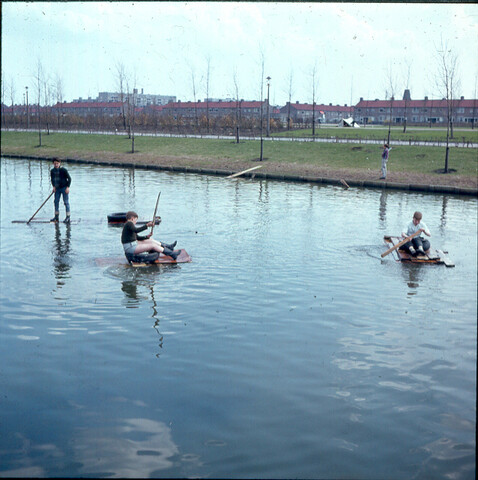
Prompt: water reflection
<box><xmin>52</xmin><ymin>223</ymin><xmax>71</xmax><ymax>286</ymax></box>
<box><xmin>379</xmin><ymin>190</ymin><xmax>388</xmax><ymax>226</ymax></box>
<box><xmin>120</xmin><ymin>275</ymin><xmax>165</xmax><ymax>356</ymax></box>
<box><xmin>72</xmin><ymin>417</ymin><xmax>183</xmax><ymax>477</ymax></box>
<box><xmin>401</xmin><ymin>264</ymin><xmax>423</xmax><ymax>295</ymax></box>
<box><xmin>439</xmin><ymin>196</ymin><xmax>449</xmax><ymax>234</ymax></box>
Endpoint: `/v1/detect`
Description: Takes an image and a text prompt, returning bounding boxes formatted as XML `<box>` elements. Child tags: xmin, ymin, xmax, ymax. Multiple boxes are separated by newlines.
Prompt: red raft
<box><xmin>383</xmin><ymin>236</ymin><xmax>454</xmax><ymax>267</ymax></box>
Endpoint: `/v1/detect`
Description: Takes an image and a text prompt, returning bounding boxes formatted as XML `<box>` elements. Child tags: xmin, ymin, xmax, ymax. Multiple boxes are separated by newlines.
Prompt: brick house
<box><xmin>279</xmin><ymin>102</ymin><xmax>353</xmax><ymax>125</ymax></box>
<box><xmin>354</xmin><ymin>90</ymin><xmax>478</xmax><ymax>126</ymax></box>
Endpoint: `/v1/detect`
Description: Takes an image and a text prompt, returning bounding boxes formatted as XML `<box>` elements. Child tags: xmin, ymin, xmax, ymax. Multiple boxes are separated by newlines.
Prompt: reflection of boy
<box><xmin>50</xmin><ymin>158</ymin><xmax>71</xmax><ymax>223</ymax></box>
<box><xmin>401</xmin><ymin>211</ymin><xmax>431</xmax><ymax>256</ymax></box>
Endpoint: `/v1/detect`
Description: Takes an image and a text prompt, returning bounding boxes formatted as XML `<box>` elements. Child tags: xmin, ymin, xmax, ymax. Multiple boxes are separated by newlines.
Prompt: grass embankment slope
<box><xmin>1</xmin><ymin>130</ymin><xmax>477</xmax><ymax>190</ymax></box>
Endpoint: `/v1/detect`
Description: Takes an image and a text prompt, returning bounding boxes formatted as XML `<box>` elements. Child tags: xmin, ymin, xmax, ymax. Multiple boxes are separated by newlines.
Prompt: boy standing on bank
<box><xmin>380</xmin><ymin>144</ymin><xmax>391</xmax><ymax>180</ymax></box>
<box><xmin>50</xmin><ymin>158</ymin><xmax>71</xmax><ymax>223</ymax></box>
<box><xmin>401</xmin><ymin>211</ymin><xmax>431</xmax><ymax>256</ymax></box>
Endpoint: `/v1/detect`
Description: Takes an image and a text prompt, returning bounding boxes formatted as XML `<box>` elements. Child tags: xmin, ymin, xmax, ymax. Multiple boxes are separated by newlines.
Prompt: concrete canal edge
<box><xmin>3</xmin><ymin>153</ymin><xmax>477</xmax><ymax>197</ymax></box>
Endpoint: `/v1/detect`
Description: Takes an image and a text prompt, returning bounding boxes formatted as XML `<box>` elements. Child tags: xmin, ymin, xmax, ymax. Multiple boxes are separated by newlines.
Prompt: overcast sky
<box><xmin>2</xmin><ymin>1</ymin><xmax>478</xmax><ymax>106</ymax></box>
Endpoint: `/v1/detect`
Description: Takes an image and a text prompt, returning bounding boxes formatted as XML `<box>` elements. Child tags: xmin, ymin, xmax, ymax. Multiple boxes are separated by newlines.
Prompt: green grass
<box><xmin>274</xmin><ymin>126</ymin><xmax>478</xmax><ymax>143</ymax></box>
<box><xmin>1</xmin><ymin>130</ymin><xmax>477</xmax><ymax>177</ymax></box>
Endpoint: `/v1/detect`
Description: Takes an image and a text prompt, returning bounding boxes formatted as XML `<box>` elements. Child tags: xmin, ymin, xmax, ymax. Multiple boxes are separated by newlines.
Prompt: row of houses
<box><xmin>3</xmin><ymin>90</ymin><xmax>478</xmax><ymax>126</ymax></box>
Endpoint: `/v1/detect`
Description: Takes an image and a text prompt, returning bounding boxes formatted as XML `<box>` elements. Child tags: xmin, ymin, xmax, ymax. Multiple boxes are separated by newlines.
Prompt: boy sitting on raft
<box><xmin>121</xmin><ymin>211</ymin><xmax>179</xmax><ymax>262</ymax></box>
<box><xmin>401</xmin><ymin>211</ymin><xmax>431</xmax><ymax>256</ymax></box>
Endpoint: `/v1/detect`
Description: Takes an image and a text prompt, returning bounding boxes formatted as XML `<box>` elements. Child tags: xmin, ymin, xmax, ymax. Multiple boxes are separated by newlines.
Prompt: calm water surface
<box><xmin>0</xmin><ymin>157</ymin><xmax>476</xmax><ymax>479</ymax></box>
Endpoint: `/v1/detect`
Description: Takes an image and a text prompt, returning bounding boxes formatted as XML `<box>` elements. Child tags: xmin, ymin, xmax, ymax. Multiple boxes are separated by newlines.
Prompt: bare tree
<box><xmin>9</xmin><ymin>77</ymin><xmax>16</xmax><ymax>128</ymax></box>
<box><xmin>402</xmin><ymin>60</ymin><xmax>412</xmax><ymax>133</ymax></box>
<box><xmin>1</xmin><ymin>72</ymin><xmax>6</xmax><ymax>128</ymax></box>
<box><xmin>126</xmin><ymin>71</ymin><xmax>138</xmax><ymax>152</ymax></box>
<box><xmin>384</xmin><ymin>63</ymin><xmax>398</xmax><ymax>144</ymax></box>
<box><xmin>190</xmin><ymin>65</ymin><xmax>199</xmax><ymax>131</ymax></box>
<box><xmin>258</xmin><ymin>53</ymin><xmax>265</xmax><ymax>161</ymax></box>
<box><xmin>54</xmin><ymin>73</ymin><xmax>64</xmax><ymax>129</ymax></box>
<box><xmin>310</xmin><ymin>64</ymin><xmax>318</xmax><ymax>136</ymax></box>
<box><xmin>204</xmin><ymin>56</ymin><xmax>212</xmax><ymax>134</ymax></box>
<box><xmin>43</xmin><ymin>72</ymin><xmax>52</xmax><ymax>134</ymax></box>
<box><xmin>472</xmin><ymin>73</ymin><xmax>477</xmax><ymax>130</ymax></box>
<box><xmin>232</xmin><ymin>67</ymin><xmax>241</xmax><ymax>143</ymax></box>
<box><xmin>115</xmin><ymin>62</ymin><xmax>128</xmax><ymax>130</ymax></box>
<box><xmin>435</xmin><ymin>39</ymin><xmax>459</xmax><ymax>173</ymax></box>
<box><xmin>285</xmin><ymin>68</ymin><xmax>294</xmax><ymax>131</ymax></box>
<box><xmin>34</xmin><ymin>59</ymin><xmax>44</xmax><ymax>146</ymax></box>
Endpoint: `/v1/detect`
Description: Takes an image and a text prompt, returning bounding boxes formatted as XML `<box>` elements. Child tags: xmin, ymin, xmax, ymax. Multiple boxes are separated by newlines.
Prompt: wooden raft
<box><xmin>131</xmin><ymin>249</ymin><xmax>192</xmax><ymax>267</ymax></box>
<box><xmin>383</xmin><ymin>236</ymin><xmax>454</xmax><ymax>267</ymax></box>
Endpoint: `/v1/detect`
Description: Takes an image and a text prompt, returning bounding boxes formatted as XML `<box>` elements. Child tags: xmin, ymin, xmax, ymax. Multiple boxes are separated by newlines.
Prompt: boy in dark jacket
<box><xmin>50</xmin><ymin>158</ymin><xmax>71</xmax><ymax>223</ymax></box>
<box><xmin>121</xmin><ymin>211</ymin><xmax>179</xmax><ymax>261</ymax></box>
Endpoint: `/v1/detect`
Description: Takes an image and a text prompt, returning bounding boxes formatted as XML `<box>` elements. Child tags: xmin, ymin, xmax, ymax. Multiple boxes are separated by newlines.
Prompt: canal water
<box><xmin>0</xmin><ymin>156</ymin><xmax>476</xmax><ymax>479</ymax></box>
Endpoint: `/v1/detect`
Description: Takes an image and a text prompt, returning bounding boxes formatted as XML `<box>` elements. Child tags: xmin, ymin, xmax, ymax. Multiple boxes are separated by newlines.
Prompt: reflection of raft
<box><xmin>107</xmin><ymin>212</ymin><xmax>161</xmax><ymax>225</ymax></box>
<box><xmin>126</xmin><ymin>249</ymin><xmax>192</xmax><ymax>266</ymax></box>
<box><xmin>383</xmin><ymin>236</ymin><xmax>454</xmax><ymax>267</ymax></box>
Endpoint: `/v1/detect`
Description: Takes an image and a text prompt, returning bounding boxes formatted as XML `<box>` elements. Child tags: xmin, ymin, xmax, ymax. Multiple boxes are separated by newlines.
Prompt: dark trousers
<box><xmin>403</xmin><ymin>236</ymin><xmax>430</xmax><ymax>254</ymax></box>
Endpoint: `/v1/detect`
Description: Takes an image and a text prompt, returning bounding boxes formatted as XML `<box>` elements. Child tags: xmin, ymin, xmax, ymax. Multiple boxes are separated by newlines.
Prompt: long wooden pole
<box><xmin>27</xmin><ymin>191</ymin><xmax>54</xmax><ymax>224</ymax></box>
<box><xmin>381</xmin><ymin>230</ymin><xmax>421</xmax><ymax>258</ymax></box>
<box><xmin>150</xmin><ymin>191</ymin><xmax>161</xmax><ymax>236</ymax></box>
<box><xmin>226</xmin><ymin>165</ymin><xmax>262</xmax><ymax>179</ymax></box>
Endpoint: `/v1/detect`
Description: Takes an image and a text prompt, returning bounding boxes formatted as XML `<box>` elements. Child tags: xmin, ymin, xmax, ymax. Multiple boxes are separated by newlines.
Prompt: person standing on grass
<box><xmin>50</xmin><ymin>158</ymin><xmax>71</xmax><ymax>223</ymax></box>
<box><xmin>380</xmin><ymin>144</ymin><xmax>391</xmax><ymax>180</ymax></box>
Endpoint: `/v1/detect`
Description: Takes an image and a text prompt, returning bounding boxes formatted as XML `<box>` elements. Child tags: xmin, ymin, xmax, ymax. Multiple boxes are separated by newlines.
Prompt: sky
<box><xmin>2</xmin><ymin>1</ymin><xmax>478</xmax><ymax>107</ymax></box>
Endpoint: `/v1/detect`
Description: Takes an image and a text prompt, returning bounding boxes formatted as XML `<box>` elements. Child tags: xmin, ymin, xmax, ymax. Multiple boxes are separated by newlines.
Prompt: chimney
<box><xmin>296</xmin><ymin>101</ymin><xmax>299</xmax><ymax>104</ymax></box>
<box><xmin>403</xmin><ymin>89</ymin><xmax>411</xmax><ymax>101</ymax></box>
<box><xmin>461</xmin><ymin>96</ymin><xmax>464</xmax><ymax>100</ymax></box>
<box><xmin>424</xmin><ymin>96</ymin><xmax>428</xmax><ymax>101</ymax></box>
<box><xmin>141</xmin><ymin>88</ymin><xmax>144</xmax><ymax>95</ymax></box>
<box><xmin>360</xmin><ymin>97</ymin><xmax>363</xmax><ymax>101</ymax></box>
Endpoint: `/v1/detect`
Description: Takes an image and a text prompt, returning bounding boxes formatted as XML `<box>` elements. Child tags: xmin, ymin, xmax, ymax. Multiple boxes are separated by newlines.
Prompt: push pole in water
<box><xmin>150</xmin><ymin>191</ymin><xmax>161</xmax><ymax>236</ymax></box>
<box><xmin>27</xmin><ymin>191</ymin><xmax>54</xmax><ymax>224</ymax></box>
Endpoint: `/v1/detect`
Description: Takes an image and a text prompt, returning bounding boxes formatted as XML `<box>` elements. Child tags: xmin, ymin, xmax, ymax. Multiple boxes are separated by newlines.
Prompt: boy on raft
<box><xmin>121</xmin><ymin>211</ymin><xmax>179</xmax><ymax>262</ymax></box>
<box><xmin>401</xmin><ymin>211</ymin><xmax>431</xmax><ymax>256</ymax></box>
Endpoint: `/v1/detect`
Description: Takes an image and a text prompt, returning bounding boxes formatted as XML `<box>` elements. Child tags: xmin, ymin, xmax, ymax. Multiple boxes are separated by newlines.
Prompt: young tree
<box><xmin>54</xmin><ymin>73</ymin><xmax>64</xmax><ymax>129</ymax></box>
<box><xmin>384</xmin><ymin>63</ymin><xmax>398</xmax><ymax>144</ymax></box>
<box><xmin>34</xmin><ymin>59</ymin><xmax>44</xmax><ymax>146</ymax></box>
<box><xmin>9</xmin><ymin>77</ymin><xmax>16</xmax><ymax>128</ymax></box>
<box><xmin>232</xmin><ymin>67</ymin><xmax>241</xmax><ymax>143</ymax></box>
<box><xmin>204</xmin><ymin>56</ymin><xmax>212</xmax><ymax>134</ymax></box>
<box><xmin>190</xmin><ymin>66</ymin><xmax>199</xmax><ymax>131</ymax></box>
<box><xmin>310</xmin><ymin>64</ymin><xmax>318</xmax><ymax>136</ymax></box>
<box><xmin>258</xmin><ymin>54</ymin><xmax>265</xmax><ymax>161</ymax></box>
<box><xmin>435</xmin><ymin>39</ymin><xmax>459</xmax><ymax>173</ymax></box>
<box><xmin>285</xmin><ymin>68</ymin><xmax>294</xmax><ymax>131</ymax></box>
<box><xmin>402</xmin><ymin>60</ymin><xmax>412</xmax><ymax>133</ymax></box>
<box><xmin>1</xmin><ymin>72</ymin><xmax>6</xmax><ymax>128</ymax></box>
<box><xmin>115</xmin><ymin>62</ymin><xmax>128</xmax><ymax>130</ymax></box>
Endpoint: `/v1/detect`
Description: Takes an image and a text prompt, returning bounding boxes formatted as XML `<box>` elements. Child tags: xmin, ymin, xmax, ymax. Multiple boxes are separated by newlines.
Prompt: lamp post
<box><xmin>266</xmin><ymin>76</ymin><xmax>271</xmax><ymax>137</ymax></box>
<box><xmin>25</xmin><ymin>86</ymin><xmax>29</xmax><ymax>129</ymax></box>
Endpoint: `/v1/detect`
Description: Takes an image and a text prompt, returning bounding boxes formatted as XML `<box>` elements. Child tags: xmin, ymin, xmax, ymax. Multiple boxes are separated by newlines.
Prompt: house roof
<box><xmin>159</xmin><ymin>100</ymin><xmax>266</xmax><ymax>110</ymax></box>
<box><xmin>283</xmin><ymin>103</ymin><xmax>353</xmax><ymax>112</ymax></box>
<box><xmin>53</xmin><ymin>101</ymin><xmax>124</xmax><ymax>108</ymax></box>
<box><xmin>355</xmin><ymin>98</ymin><xmax>478</xmax><ymax>109</ymax></box>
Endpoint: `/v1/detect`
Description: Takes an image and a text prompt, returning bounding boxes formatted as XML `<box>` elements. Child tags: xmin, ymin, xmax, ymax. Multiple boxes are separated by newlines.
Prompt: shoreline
<box><xmin>2</xmin><ymin>152</ymin><xmax>477</xmax><ymax>197</ymax></box>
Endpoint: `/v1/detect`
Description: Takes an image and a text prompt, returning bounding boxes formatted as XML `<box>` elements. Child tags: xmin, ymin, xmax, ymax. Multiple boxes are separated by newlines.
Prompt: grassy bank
<box><xmin>1</xmin><ymin>130</ymin><xmax>477</xmax><ymax>188</ymax></box>
<box><xmin>274</xmin><ymin>125</ymin><xmax>478</xmax><ymax>143</ymax></box>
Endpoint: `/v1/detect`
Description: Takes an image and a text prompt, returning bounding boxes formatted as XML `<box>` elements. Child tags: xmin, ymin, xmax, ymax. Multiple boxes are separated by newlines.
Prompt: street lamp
<box><xmin>25</xmin><ymin>86</ymin><xmax>29</xmax><ymax>129</ymax></box>
<box><xmin>266</xmin><ymin>76</ymin><xmax>271</xmax><ymax>137</ymax></box>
